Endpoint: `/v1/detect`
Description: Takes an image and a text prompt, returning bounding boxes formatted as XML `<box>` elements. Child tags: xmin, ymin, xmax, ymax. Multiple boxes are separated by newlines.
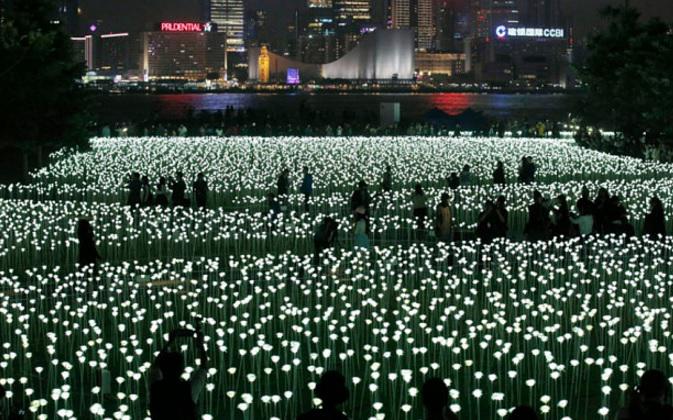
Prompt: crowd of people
<box><xmin>141</xmin><ymin>338</ymin><xmax>673</xmax><ymax>420</ymax></box>
<box><xmin>125</xmin><ymin>171</ymin><xmax>210</xmax><ymax>209</ymax></box>
<box><xmin>307</xmin><ymin>156</ymin><xmax>666</xmax><ymax>261</ymax></box>
<box><xmin>106</xmin><ymin>156</ymin><xmax>667</xmax><ymax>271</ymax></box>
<box><xmin>92</xmin><ymin>106</ymin><xmax>566</xmax><ymax>140</ymax></box>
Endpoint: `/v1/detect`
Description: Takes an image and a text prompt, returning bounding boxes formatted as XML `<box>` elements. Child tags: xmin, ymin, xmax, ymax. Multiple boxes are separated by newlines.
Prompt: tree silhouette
<box><xmin>577</xmin><ymin>5</ymin><xmax>673</xmax><ymax>157</ymax></box>
<box><xmin>0</xmin><ymin>0</ymin><xmax>88</xmax><ymax>179</ymax></box>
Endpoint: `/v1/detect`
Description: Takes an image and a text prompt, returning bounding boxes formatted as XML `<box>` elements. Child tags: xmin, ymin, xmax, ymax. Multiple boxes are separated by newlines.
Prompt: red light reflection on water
<box><xmin>429</xmin><ymin>93</ymin><xmax>473</xmax><ymax>116</ymax></box>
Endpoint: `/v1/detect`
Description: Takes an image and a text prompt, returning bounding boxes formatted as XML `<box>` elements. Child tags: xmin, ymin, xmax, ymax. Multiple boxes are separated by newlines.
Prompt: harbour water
<box><xmin>92</xmin><ymin>92</ymin><xmax>575</xmax><ymax>122</ymax></box>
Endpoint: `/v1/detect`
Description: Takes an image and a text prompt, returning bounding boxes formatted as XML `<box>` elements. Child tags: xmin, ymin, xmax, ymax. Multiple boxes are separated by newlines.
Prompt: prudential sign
<box><xmin>495</xmin><ymin>25</ymin><xmax>565</xmax><ymax>39</ymax></box>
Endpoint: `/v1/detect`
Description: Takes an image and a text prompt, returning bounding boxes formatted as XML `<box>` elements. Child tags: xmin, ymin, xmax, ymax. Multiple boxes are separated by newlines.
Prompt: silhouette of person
<box><xmin>155</xmin><ymin>177</ymin><xmax>169</xmax><ymax>207</ymax></box>
<box><xmin>314</xmin><ymin>217</ymin><xmax>339</xmax><ymax>265</ymax></box>
<box><xmin>300</xmin><ymin>166</ymin><xmax>314</xmax><ymax>212</ymax></box>
<box><xmin>141</xmin><ymin>175</ymin><xmax>153</xmax><ymax>206</ymax></box>
<box><xmin>643</xmin><ymin>196</ymin><xmax>666</xmax><ymax>238</ymax></box>
<box><xmin>593</xmin><ymin>187</ymin><xmax>610</xmax><ymax>234</ymax></box>
<box><xmin>493</xmin><ymin>195</ymin><xmax>509</xmax><ymax>238</ymax></box>
<box><xmin>381</xmin><ymin>165</ymin><xmax>393</xmax><ymax>192</ymax></box>
<box><xmin>277</xmin><ymin>168</ymin><xmax>290</xmax><ymax>197</ymax></box>
<box><xmin>412</xmin><ymin>184</ymin><xmax>429</xmax><ymax>231</ymax></box>
<box><xmin>297</xmin><ymin>371</ymin><xmax>349</xmax><ymax>420</ymax></box>
<box><xmin>170</xmin><ymin>172</ymin><xmax>187</xmax><ymax>207</ymax></box>
<box><xmin>493</xmin><ymin>161</ymin><xmax>506</xmax><ymax>185</ymax></box>
<box><xmin>435</xmin><ymin>193</ymin><xmax>452</xmax><ymax>243</ymax></box>
<box><xmin>576</xmin><ymin>187</ymin><xmax>595</xmax><ymax>216</ymax></box>
<box><xmin>459</xmin><ymin>165</ymin><xmax>471</xmax><ymax>186</ymax></box>
<box><xmin>77</xmin><ymin>218</ymin><xmax>100</xmax><ymax>270</ymax></box>
<box><xmin>552</xmin><ymin>194</ymin><xmax>572</xmax><ymax>237</ymax></box>
<box><xmin>192</xmin><ymin>173</ymin><xmax>208</xmax><ymax>210</ymax></box>
<box><xmin>508</xmin><ymin>406</ymin><xmax>539</xmax><ymax>420</ymax></box>
<box><xmin>476</xmin><ymin>200</ymin><xmax>496</xmax><ymax>244</ymax></box>
<box><xmin>350</xmin><ymin>181</ymin><xmax>371</xmax><ymax>214</ymax></box>
<box><xmin>421</xmin><ymin>377</ymin><xmax>459</xmax><ymax>420</ymax></box>
<box><xmin>448</xmin><ymin>173</ymin><xmax>460</xmax><ymax>190</ymax></box>
<box><xmin>353</xmin><ymin>207</ymin><xmax>370</xmax><ymax>250</ymax></box>
<box><xmin>617</xmin><ymin>369</ymin><xmax>673</xmax><ymax>420</ymax></box>
<box><xmin>150</xmin><ymin>329</ymin><xmax>208</xmax><ymax>420</ymax></box>
<box><xmin>524</xmin><ymin>191</ymin><xmax>550</xmax><ymax>242</ymax></box>
<box><xmin>127</xmin><ymin>172</ymin><xmax>142</xmax><ymax>207</ymax></box>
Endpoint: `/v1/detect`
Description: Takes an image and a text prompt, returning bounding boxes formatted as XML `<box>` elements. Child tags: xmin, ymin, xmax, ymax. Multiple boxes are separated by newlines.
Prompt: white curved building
<box><xmin>322</xmin><ymin>29</ymin><xmax>415</xmax><ymax>80</ymax></box>
<box><xmin>249</xmin><ymin>29</ymin><xmax>415</xmax><ymax>82</ymax></box>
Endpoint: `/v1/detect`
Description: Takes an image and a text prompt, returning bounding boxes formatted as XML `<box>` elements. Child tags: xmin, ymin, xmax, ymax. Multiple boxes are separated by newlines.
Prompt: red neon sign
<box><xmin>161</xmin><ymin>22</ymin><xmax>204</xmax><ymax>32</ymax></box>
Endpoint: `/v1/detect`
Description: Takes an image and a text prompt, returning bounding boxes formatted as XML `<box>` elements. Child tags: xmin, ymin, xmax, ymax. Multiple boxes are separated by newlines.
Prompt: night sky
<box><xmin>81</xmin><ymin>0</ymin><xmax>673</xmax><ymax>40</ymax></box>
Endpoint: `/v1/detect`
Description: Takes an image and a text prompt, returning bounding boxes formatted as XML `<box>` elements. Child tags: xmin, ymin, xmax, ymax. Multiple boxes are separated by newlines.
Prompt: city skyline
<box><xmin>79</xmin><ymin>0</ymin><xmax>673</xmax><ymax>40</ymax></box>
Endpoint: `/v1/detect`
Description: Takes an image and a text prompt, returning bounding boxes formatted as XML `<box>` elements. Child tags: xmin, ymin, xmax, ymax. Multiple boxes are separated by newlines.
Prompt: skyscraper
<box><xmin>308</xmin><ymin>0</ymin><xmax>333</xmax><ymax>6</ymax></box>
<box><xmin>390</xmin><ymin>0</ymin><xmax>433</xmax><ymax>50</ymax></box>
<box><xmin>333</xmin><ymin>0</ymin><xmax>372</xmax><ymax>29</ymax></box>
<box><xmin>391</xmin><ymin>0</ymin><xmax>410</xmax><ymax>28</ymax></box>
<box><xmin>415</xmin><ymin>0</ymin><xmax>433</xmax><ymax>50</ymax></box>
<box><xmin>210</xmin><ymin>0</ymin><xmax>245</xmax><ymax>52</ymax></box>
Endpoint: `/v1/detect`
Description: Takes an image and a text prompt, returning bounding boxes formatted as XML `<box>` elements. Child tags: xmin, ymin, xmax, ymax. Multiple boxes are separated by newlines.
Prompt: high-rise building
<box><xmin>415</xmin><ymin>0</ymin><xmax>433</xmax><ymax>50</ymax></box>
<box><xmin>333</xmin><ymin>0</ymin><xmax>372</xmax><ymax>29</ymax></box>
<box><xmin>391</xmin><ymin>0</ymin><xmax>410</xmax><ymax>28</ymax></box>
<box><xmin>210</xmin><ymin>0</ymin><xmax>245</xmax><ymax>52</ymax></box>
<box><xmin>298</xmin><ymin>5</ymin><xmax>337</xmax><ymax>63</ymax></box>
<box><xmin>390</xmin><ymin>0</ymin><xmax>433</xmax><ymax>51</ymax></box>
<box><xmin>308</xmin><ymin>0</ymin><xmax>333</xmax><ymax>6</ymax></box>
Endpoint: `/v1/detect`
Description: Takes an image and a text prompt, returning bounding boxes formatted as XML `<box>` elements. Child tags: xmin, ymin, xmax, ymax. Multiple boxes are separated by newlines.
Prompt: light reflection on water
<box><xmin>95</xmin><ymin>92</ymin><xmax>574</xmax><ymax>121</ymax></box>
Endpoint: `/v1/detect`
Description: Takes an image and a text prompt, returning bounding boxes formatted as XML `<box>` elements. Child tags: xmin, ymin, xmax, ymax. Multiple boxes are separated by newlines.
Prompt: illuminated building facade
<box><xmin>415</xmin><ymin>51</ymin><xmax>465</xmax><ymax>77</ymax></box>
<box><xmin>70</xmin><ymin>35</ymin><xmax>94</xmax><ymax>70</ymax></box>
<box><xmin>333</xmin><ymin>0</ymin><xmax>372</xmax><ymax>29</ymax></box>
<box><xmin>210</xmin><ymin>0</ymin><xmax>245</xmax><ymax>52</ymax></box>
<box><xmin>142</xmin><ymin>28</ymin><xmax>227</xmax><ymax>80</ymax></box>
<box><xmin>308</xmin><ymin>0</ymin><xmax>333</xmax><ymax>6</ymax></box>
<box><xmin>249</xmin><ymin>29</ymin><xmax>415</xmax><ymax>82</ymax></box>
<box><xmin>390</xmin><ymin>0</ymin><xmax>434</xmax><ymax>51</ymax></box>
<box><xmin>298</xmin><ymin>5</ymin><xmax>338</xmax><ymax>63</ymax></box>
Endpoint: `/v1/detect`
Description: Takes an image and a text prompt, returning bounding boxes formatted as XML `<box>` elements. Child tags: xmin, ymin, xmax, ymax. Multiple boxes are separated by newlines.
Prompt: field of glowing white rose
<box><xmin>1</xmin><ymin>136</ymin><xmax>673</xmax><ymax>420</ymax></box>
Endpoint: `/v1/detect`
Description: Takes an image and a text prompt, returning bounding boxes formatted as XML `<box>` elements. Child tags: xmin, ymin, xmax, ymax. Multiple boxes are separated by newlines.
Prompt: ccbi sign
<box><xmin>495</xmin><ymin>25</ymin><xmax>565</xmax><ymax>39</ymax></box>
